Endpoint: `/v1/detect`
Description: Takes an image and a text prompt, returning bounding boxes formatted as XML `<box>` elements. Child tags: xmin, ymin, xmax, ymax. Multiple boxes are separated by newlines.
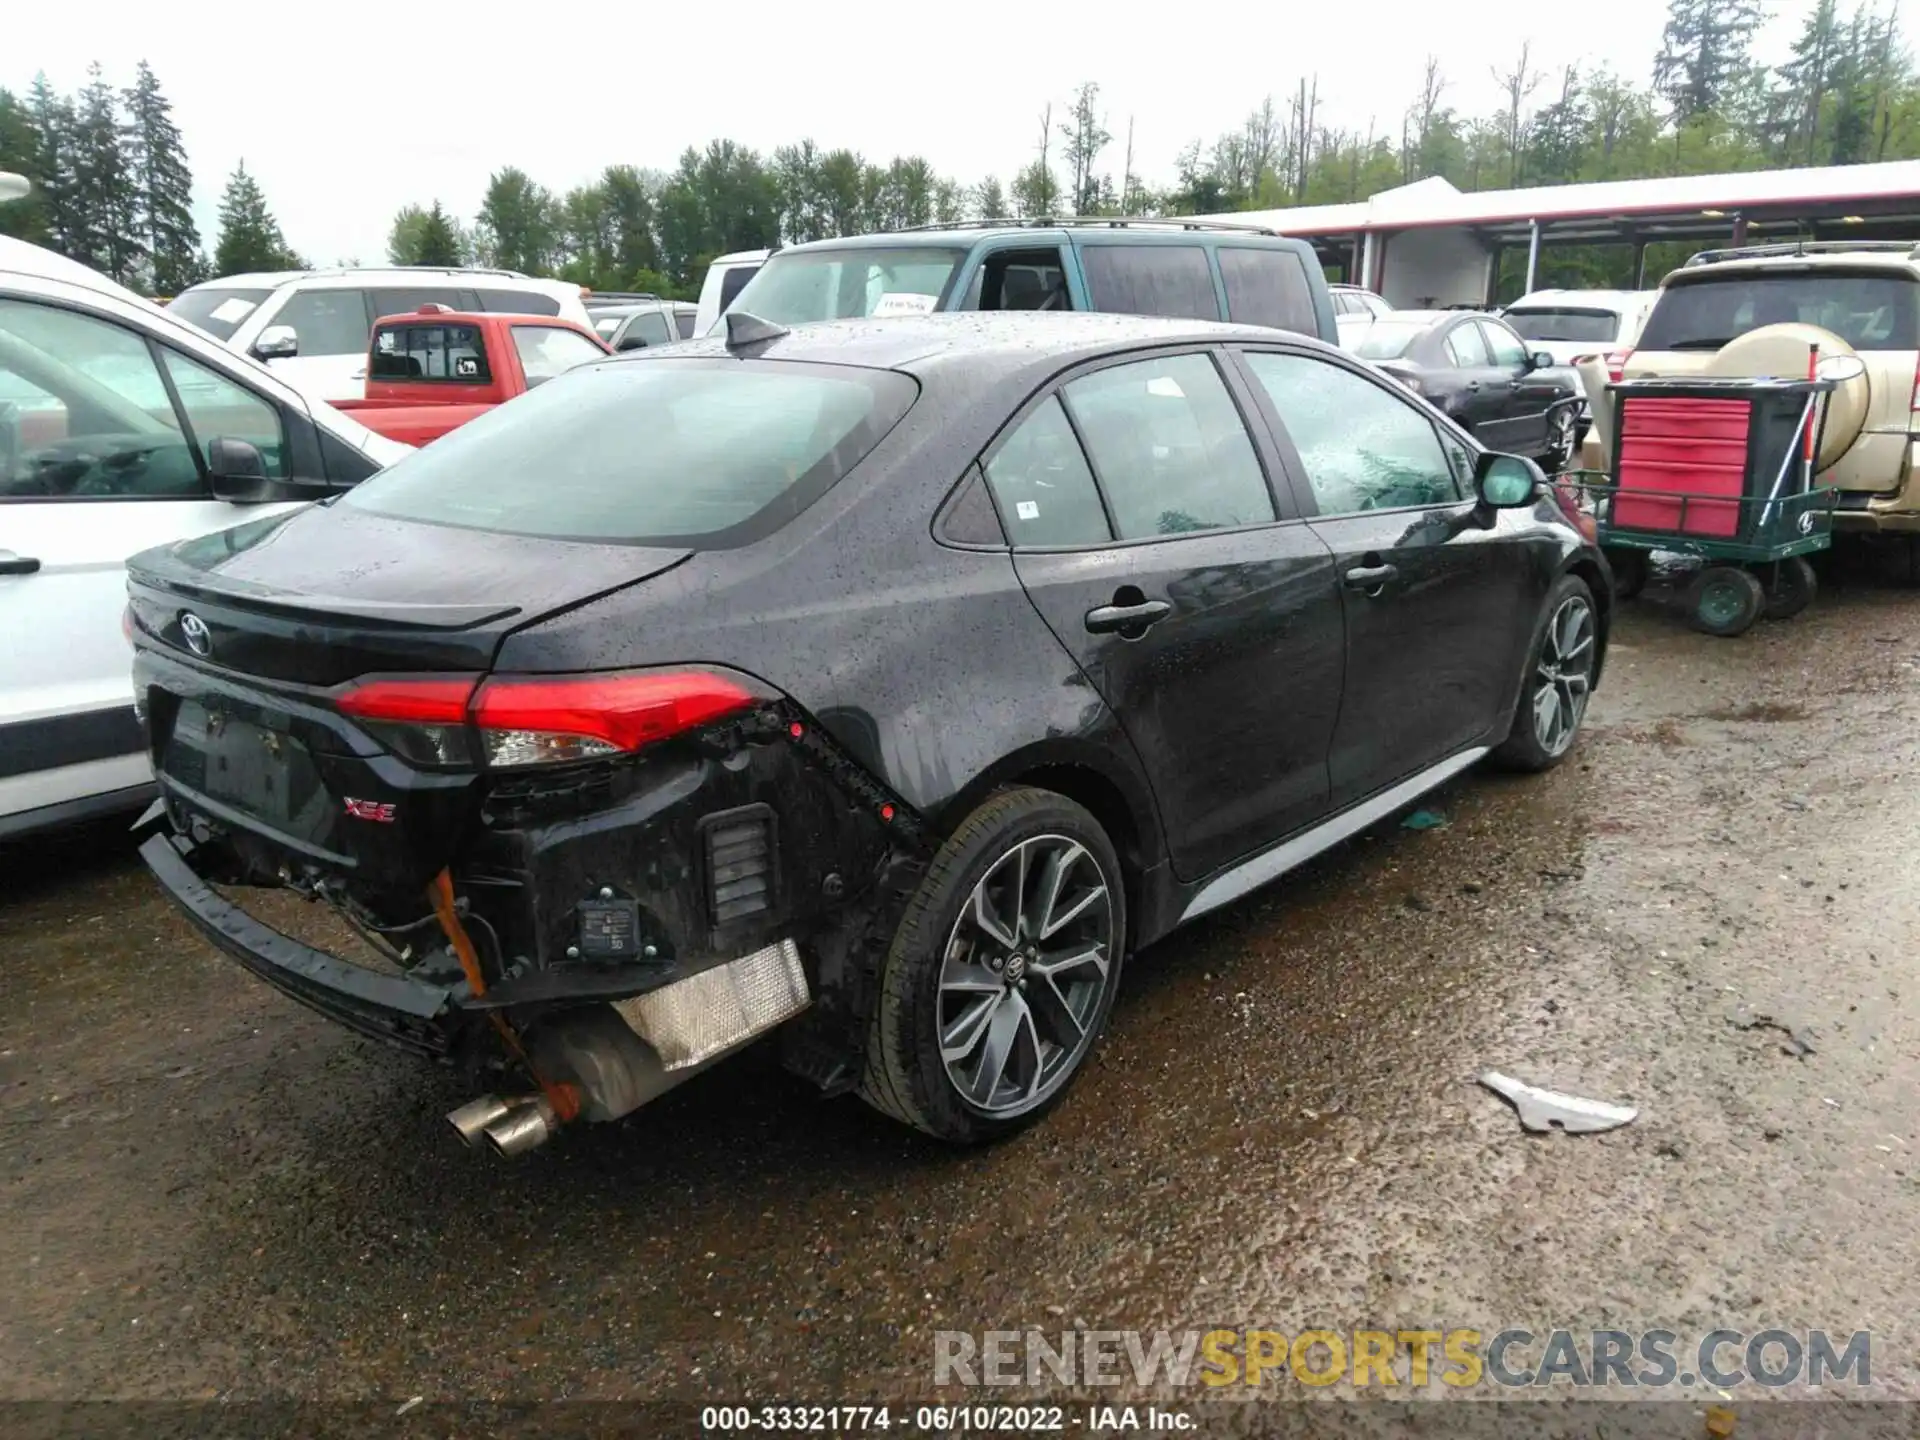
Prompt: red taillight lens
<box><xmin>1909</xmin><ymin>353</ymin><xmax>1920</xmax><ymax>413</ymax></box>
<box><xmin>472</xmin><ymin>671</ymin><xmax>759</xmax><ymax>768</ymax></box>
<box><xmin>333</xmin><ymin>669</ymin><xmax>762</xmax><ymax>769</ymax></box>
<box><xmin>1605</xmin><ymin>348</ymin><xmax>1631</xmax><ymax>384</ymax></box>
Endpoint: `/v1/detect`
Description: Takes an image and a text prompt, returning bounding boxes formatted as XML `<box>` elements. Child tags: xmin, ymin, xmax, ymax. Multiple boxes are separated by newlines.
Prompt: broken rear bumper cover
<box><xmin>139</xmin><ymin>828</ymin><xmax>462</xmax><ymax>1058</ymax></box>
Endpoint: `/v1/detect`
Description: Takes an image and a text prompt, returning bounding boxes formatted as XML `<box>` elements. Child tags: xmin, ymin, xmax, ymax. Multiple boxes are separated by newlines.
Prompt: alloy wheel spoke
<box><xmin>1024</xmin><ymin>972</ymin><xmax>1087</xmax><ymax>1052</ymax></box>
<box><xmin>941</xmin><ymin>994</ymin><xmax>998</xmax><ymax>1064</ymax></box>
<box><xmin>1030</xmin><ymin>943</ymin><xmax>1107</xmax><ymax>981</ymax></box>
<box><xmin>942</xmin><ymin>960</ymin><xmax>1004</xmax><ymax>995</ymax></box>
<box><xmin>969</xmin><ymin>992</ymin><xmax>1026</xmax><ymax>1103</ymax></box>
<box><xmin>971</xmin><ymin>871</ymin><xmax>1018</xmax><ymax>950</ymax></box>
<box><xmin>1031</xmin><ymin>841</ymin><xmax>1087</xmax><ymax>940</ymax></box>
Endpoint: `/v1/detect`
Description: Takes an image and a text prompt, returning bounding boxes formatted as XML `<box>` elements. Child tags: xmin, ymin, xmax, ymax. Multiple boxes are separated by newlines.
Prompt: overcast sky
<box><xmin>8</xmin><ymin>0</ymin><xmax>1823</xmax><ymax>267</ymax></box>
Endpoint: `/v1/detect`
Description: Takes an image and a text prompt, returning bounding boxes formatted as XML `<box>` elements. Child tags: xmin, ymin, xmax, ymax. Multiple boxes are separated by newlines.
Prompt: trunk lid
<box><xmin>129</xmin><ymin>502</ymin><xmax>691</xmax><ymax>882</ymax></box>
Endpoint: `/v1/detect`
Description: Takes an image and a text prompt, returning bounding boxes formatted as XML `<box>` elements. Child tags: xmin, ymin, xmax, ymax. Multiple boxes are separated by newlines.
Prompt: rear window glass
<box><xmin>1504</xmin><ymin>307</ymin><xmax>1621</xmax><ymax>343</ymax></box>
<box><xmin>1638</xmin><ymin>272</ymin><xmax>1920</xmax><ymax>351</ymax></box>
<box><xmin>1349</xmin><ymin>321</ymin><xmax>1429</xmax><ymax>360</ymax></box>
<box><xmin>1079</xmin><ymin>245</ymin><xmax>1220</xmax><ymax>321</ymax></box>
<box><xmin>1219</xmin><ymin>247</ymin><xmax>1317</xmax><ymax>334</ymax></box>
<box><xmin>341</xmin><ymin>359</ymin><xmax>916</xmax><ymax>545</ymax></box>
<box><xmin>371</xmin><ymin>323</ymin><xmax>489</xmax><ymax>382</ymax></box>
<box><xmin>166</xmin><ymin>288</ymin><xmax>271</xmax><ymax>341</ymax></box>
<box><xmin>475</xmin><ymin>288</ymin><xmax>562</xmax><ymax>318</ymax></box>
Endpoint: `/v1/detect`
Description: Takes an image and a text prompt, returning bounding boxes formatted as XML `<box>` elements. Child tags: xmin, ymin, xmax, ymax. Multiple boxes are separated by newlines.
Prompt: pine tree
<box><xmin>1654</xmin><ymin>0</ymin><xmax>1764</xmax><ymax>122</ymax></box>
<box><xmin>122</xmin><ymin>61</ymin><xmax>199</xmax><ymax>295</ymax></box>
<box><xmin>25</xmin><ymin>74</ymin><xmax>78</xmax><ymax>261</ymax></box>
<box><xmin>474</xmin><ymin>167</ymin><xmax>557</xmax><ymax>274</ymax></box>
<box><xmin>69</xmin><ymin>62</ymin><xmax>141</xmax><ymax>282</ymax></box>
<box><xmin>213</xmin><ymin>161</ymin><xmax>295</xmax><ymax>276</ymax></box>
<box><xmin>413</xmin><ymin>201</ymin><xmax>463</xmax><ymax>266</ymax></box>
<box><xmin>0</xmin><ymin>88</ymin><xmax>50</xmax><ymax>244</ymax></box>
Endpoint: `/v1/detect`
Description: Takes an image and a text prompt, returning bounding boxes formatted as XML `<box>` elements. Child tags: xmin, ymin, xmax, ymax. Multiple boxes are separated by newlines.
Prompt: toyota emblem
<box><xmin>179</xmin><ymin>612</ymin><xmax>212</xmax><ymax>658</ymax></box>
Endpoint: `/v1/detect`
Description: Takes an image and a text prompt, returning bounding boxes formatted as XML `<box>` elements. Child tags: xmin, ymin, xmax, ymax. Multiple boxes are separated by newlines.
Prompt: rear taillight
<box><xmin>334</xmin><ymin>669</ymin><xmax>762</xmax><ymax>769</ymax></box>
<box><xmin>1909</xmin><ymin>353</ymin><xmax>1920</xmax><ymax>413</ymax></box>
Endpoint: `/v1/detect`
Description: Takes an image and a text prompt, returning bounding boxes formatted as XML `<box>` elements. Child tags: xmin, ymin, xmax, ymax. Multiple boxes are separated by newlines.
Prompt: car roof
<box><xmin>622</xmin><ymin>311</ymin><xmax>1312</xmax><ymax>378</ymax></box>
<box><xmin>711</xmin><ymin>249</ymin><xmax>773</xmax><ymax>266</ymax></box>
<box><xmin>773</xmin><ymin>225</ymin><xmax>1308</xmax><ymax>256</ymax></box>
<box><xmin>1507</xmin><ymin>288</ymin><xmax>1654</xmax><ymax>307</ymax></box>
<box><xmin>1666</xmin><ymin>249</ymin><xmax>1920</xmax><ymax>280</ymax></box>
<box><xmin>178</xmin><ymin>269</ymin><xmax>575</xmax><ymax>294</ymax></box>
<box><xmin>0</xmin><ymin>234</ymin><xmax>154</xmax><ymax>302</ymax></box>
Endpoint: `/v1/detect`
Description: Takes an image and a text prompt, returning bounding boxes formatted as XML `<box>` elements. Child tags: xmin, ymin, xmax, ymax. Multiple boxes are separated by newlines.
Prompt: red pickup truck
<box><xmin>332</xmin><ymin>307</ymin><xmax>610</xmax><ymax>445</ymax></box>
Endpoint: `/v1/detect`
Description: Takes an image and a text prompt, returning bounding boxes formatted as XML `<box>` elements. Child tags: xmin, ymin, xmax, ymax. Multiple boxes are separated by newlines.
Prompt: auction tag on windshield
<box><xmin>872</xmin><ymin>293</ymin><xmax>937</xmax><ymax>318</ymax></box>
<box><xmin>209</xmin><ymin>297</ymin><xmax>258</xmax><ymax>324</ymax></box>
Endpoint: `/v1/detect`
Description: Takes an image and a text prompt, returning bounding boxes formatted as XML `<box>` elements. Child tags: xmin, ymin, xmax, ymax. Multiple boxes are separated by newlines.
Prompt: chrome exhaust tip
<box><xmin>481</xmin><ymin>1095</ymin><xmax>560</xmax><ymax>1158</ymax></box>
<box><xmin>446</xmin><ymin>1094</ymin><xmax>517</xmax><ymax>1147</ymax></box>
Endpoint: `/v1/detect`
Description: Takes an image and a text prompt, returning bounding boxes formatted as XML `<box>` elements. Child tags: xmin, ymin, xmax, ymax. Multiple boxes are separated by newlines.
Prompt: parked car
<box><xmin>1623</xmin><ymin>241</ymin><xmax>1919</xmax><ymax>537</ymax></box>
<box><xmin>331</xmin><ymin>307</ymin><xmax>609</xmax><ymax>446</ymax></box>
<box><xmin>712</xmin><ymin>221</ymin><xmax>1339</xmax><ymax>343</ymax></box>
<box><xmin>166</xmin><ymin>268</ymin><xmax>592</xmax><ymax>403</ymax></box>
<box><xmin>0</xmin><ymin>237</ymin><xmax>406</xmax><ymax>842</ymax></box>
<box><xmin>1347</xmin><ymin>310</ymin><xmax>1584</xmax><ymax>470</ymax></box>
<box><xmin>693</xmin><ymin>249</ymin><xmax>772</xmax><ymax>338</ymax></box>
<box><xmin>1330</xmin><ymin>282</ymin><xmax>1391</xmax><ymax>336</ymax></box>
<box><xmin>129</xmin><ymin>310</ymin><xmax>1608</xmax><ymax>1155</ymax></box>
<box><xmin>603</xmin><ymin>301</ymin><xmax>700</xmax><ymax>351</ymax></box>
<box><xmin>1502</xmin><ymin>287</ymin><xmax>1657</xmax><ymax>423</ymax></box>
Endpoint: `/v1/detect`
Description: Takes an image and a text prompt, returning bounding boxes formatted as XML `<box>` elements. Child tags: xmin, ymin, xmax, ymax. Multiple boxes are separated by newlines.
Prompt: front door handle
<box><xmin>0</xmin><ymin>553</ymin><xmax>41</xmax><ymax>576</ymax></box>
<box><xmin>1085</xmin><ymin>599</ymin><xmax>1171</xmax><ymax>634</ymax></box>
<box><xmin>1343</xmin><ymin>563</ymin><xmax>1398</xmax><ymax>593</ymax></box>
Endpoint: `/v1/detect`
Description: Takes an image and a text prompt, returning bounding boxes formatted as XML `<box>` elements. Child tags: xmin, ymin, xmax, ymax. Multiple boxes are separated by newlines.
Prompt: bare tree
<box><xmin>1492</xmin><ymin>41</ymin><xmax>1541</xmax><ymax>184</ymax></box>
<box><xmin>1241</xmin><ymin>95</ymin><xmax>1281</xmax><ymax>202</ymax></box>
<box><xmin>1290</xmin><ymin>77</ymin><xmax>1320</xmax><ymax>200</ymax></box>
<box><xmin>1059</xmin><ymin>83</ymin><xmax>1112</xmax><ymax>214</ymax></box>
<box><xmin>1120</xmin><ymin>115</ymin><xmax>1136</xmax><ymax>212</ymax></box>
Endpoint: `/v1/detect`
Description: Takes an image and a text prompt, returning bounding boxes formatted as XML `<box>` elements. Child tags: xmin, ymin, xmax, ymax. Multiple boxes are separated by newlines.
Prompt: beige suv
<box><xmin>1623</xmin><ymin>242</ymin><xmax>1920</xmax><ymax>534</ymax></box>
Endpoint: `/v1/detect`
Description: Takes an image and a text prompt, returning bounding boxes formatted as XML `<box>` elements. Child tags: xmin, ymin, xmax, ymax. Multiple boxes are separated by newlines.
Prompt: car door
<box><xmin>0</xmin><ymin>295</ymin><xmax>304</xmax><ymax>830</ymax></box>
<box><xmin>253</xmin><ymin>287</ymin><xmax>374</xmax><ymax>402</ymax></box>
<box><xmin>1481</xmin><ymin>319</ymin><xmax>1557</xmax><ymax>454</ymax></box>
<box><xmin>985</xmin><ymin>349</ymin><xmax>1344</xmax><ymax>882</ymax></box>
<box><xmin>1235</xmin><ymin>345</ymin><xmax>1542</xmax><ymax>807</ymax></box>
<box><xmin>1433</xmin><ymin>318</ymin><xmax>1503</xmax><ymax>443</ymax></box>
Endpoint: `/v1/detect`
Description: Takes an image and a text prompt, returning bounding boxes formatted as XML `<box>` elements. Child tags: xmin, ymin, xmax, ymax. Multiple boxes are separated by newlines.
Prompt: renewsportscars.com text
<box><xmin>933</xmin><ymin>1327</ymin><xmax>1872</xmax><ymax>1390</ymax></box>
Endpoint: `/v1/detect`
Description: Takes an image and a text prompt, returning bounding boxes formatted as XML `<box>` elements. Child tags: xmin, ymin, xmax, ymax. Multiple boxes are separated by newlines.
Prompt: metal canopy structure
<box><xmin>1191</xmin><ymin>160</ymin><xmax>1920</xmax><ymax>303</ymax></box>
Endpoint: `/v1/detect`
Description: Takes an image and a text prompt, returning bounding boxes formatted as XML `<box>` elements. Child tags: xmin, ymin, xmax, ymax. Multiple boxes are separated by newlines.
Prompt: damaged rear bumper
<box><xmin>139</xmin><ymin>827</ymin><xmax>462</xmax><ymax>1059</ymax></box>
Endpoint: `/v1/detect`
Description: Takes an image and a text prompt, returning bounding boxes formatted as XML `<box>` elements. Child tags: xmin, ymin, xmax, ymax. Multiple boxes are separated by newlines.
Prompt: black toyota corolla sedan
<box><xmin>127</xmin><ymin>310</ymin><xmax>1609</xmax><ymax>1154</ymax></box>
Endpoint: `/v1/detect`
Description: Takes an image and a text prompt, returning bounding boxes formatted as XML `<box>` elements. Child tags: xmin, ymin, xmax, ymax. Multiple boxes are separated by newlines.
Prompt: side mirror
<box><xmin>252</xmin><ymin>325</ymin><xmax>298</xmax><ymax>361</ymax></box>
<box><xmin>615</xmin><ymin>335</ymin><xmax>647</xmax><ymax>352</ymax></box>
<box><xmin>1530</xmin><ymin>350</ymin><xmax>1554</xmax><ymax>371</ymax></box>
<box><xmin>1475</xmin><ymin>452</ymin><xmax>1543</xmax><ymax>510</ymax></box>
<box><xmin>207</xmin><ymin>437</ymin><xmax>277</xmax><ymax>503</ymax></box>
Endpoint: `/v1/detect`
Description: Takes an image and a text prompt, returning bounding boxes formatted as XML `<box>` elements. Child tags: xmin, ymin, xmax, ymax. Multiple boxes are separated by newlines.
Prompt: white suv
<box><xmin>168</xmin><ymin>268</ymin><xmax>591</xmax><ymax>402</ymax></box>
<box><xmin>0</xmin><ymin>237</ymin><xmax>408</xmax><ymax>840</ymax></box>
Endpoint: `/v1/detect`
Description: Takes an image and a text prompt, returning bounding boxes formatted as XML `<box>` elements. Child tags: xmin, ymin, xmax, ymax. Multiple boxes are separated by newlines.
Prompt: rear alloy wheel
<box><xmin>1686</xmin><ymin>565</ymin><xmax>1765</xmax><ymax>637</ymax></box>
<box><xmin>1542</xmin><ymin>406</ymin><xmax>1577</xmax><ymax>473</ymax></box>
<box><xmin>859</xmin><ymin>788</ymin><xmax>1124</xmax><ymax>1143</ymax></box>
<box><xmin>1493</xmin><ymin>574</ymin><xmax>1597</xmax><ymax>772</ymax></box>
<box><xmin>1759</xmin><ymin>555</ymin><xmax>1818</xmax><ymax>621</ymax></box>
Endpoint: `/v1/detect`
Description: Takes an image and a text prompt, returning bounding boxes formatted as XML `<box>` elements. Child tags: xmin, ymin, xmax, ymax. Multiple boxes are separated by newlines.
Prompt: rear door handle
<box><xmin>0</xmin><ymin>553</ymin><xmax>41</xmax><ymax>576</ymax></box>
<box><xmin>1343</xmin><ymin>563</ymin><xmax>1398</xmax><ymax>593</ymax></box>
<box><xmin>1085</xmin><ymin>599</ymin><xmax>1171</xmax><ymax>634</ymax></box>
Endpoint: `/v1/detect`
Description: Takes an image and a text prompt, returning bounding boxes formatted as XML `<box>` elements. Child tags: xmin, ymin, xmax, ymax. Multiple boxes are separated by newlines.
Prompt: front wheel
<box><xmin>1493</xmin><ymin>574</ymin><xmax>1598</xmax><ymax>773</ymax></box>
<box><xmin>859</xmin><ymin>788</ymin><xmax>1125</xmax><ymax>1143</ymax></box>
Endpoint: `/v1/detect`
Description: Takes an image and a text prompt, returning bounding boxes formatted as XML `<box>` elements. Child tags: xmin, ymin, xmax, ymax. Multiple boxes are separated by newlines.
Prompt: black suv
<box><xmin>129</xmin><ymin>312</ymin><xmax>1607</xmax><ymax>1156</ymax></box>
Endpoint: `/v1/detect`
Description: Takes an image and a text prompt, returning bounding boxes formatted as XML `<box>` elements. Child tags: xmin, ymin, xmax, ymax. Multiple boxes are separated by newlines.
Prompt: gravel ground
<box><xmin>4</xmin><ymin>562</ymin><xmax>1918</xmax><ymax>1436</ymax></box>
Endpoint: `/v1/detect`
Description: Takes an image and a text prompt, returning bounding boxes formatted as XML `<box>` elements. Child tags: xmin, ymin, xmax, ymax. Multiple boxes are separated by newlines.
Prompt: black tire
<box><xmin>1686</xmin><ymin>565</ymin><xmax>1765</xmax><ymax>637</ymax></box>
<box><xmin>1540</xmin><ymin>405</ymin><xmax>1577</xmax><ymax>473</ymax></box>
<box><xmin>858</xmin><ymin>787</ymin><xmax>1126</xmax><ymax>1144</ymax></box>
<box><xmin>1604</xmin><ymin>545</ymin><xmax>1651</xmax><ymax>601</ymax></box>
<box><xmin>1492</xmin><ymin>573</ymin><xmax>1599</xmax><ymax>773</ymax></box>
<box><xmin>1759</xmin><ymin>555</ymin><xmax>1818</xmax><ymax>620</ymax></box>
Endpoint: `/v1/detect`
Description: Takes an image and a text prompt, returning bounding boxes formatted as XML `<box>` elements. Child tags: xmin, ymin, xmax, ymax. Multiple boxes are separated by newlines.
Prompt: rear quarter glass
<box><xmin>339</xmin><ymin>358</ymin><xmax>917</xmax><ymax>547</ymax></box>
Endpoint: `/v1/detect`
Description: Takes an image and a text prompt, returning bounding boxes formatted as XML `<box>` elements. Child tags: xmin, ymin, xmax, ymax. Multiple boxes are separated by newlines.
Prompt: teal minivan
<box><xmin>717</xmin><ymin>220</ymin><xmax>1338</xmax><ymax>344</ymax></box>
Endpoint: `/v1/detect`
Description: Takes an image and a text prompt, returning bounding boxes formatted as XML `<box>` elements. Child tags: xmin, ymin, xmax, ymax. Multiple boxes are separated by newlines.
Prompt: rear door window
<box><xmin>1219</xmin><ymin>247</ymin><xmax>1317</xmax><ymax>334</ymax></box>
<box><xmin>372</xmin><ymin>323</ymin><xmax>490</xmax><ymax>382</ymax></box>
<box><xmin>268</xmin><ymin>289</ymin><xmax>371</xmax><ymax>357</ymax></box>
<box><xmin>1638</xmin><ymin>272</ymin><xmax>1920</xmax><ymax>351</ymax></box>
<box><xmin>341</xmin><ymin>359</ymin><xmax>916</xmax><ymax>545</ymax></box>
<box><xmin>1061</xmin><ymin>352</ymin><xmax>1273</xmax><ymax>539</ymax></box>
<box><xmin>512</xmin><ymin>326</ymin><xmax>604</xmax><ymax>386</ymax></box>
<box><xmin>982</xmin><ymin>396</ymin><xmax>1111</xmax><ymax>547</ymax></box>
<box><xmin>1078</xmin><ymin>245</ymin><xmax>1220</xmax><ymax>321</ymax></box>
<box><xmin>475</xmin><ymin>288</ymin><xmax>563</xmax><ymax>317</ymax></box>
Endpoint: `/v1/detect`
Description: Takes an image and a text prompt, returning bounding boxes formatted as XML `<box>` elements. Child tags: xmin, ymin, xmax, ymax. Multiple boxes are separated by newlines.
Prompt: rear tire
<box><xmin>1759</xmin><ymin>556</ymin><xmax>1817</xmax><ymax>620</ymax></box>
<box><xmin>1492</xmin><ymin>574</ymin><xmax>1598</xmax><ymax>773</ymax></box>
<box><xmin>858</xmin><ymin>788</ymin><xmax>1125</xmax><ymax>1144</ymax></box>
<box><xmin>1687</xmin><ymin>565</ymin><xmax>1765</xmax><ymax>637</ymax></box>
